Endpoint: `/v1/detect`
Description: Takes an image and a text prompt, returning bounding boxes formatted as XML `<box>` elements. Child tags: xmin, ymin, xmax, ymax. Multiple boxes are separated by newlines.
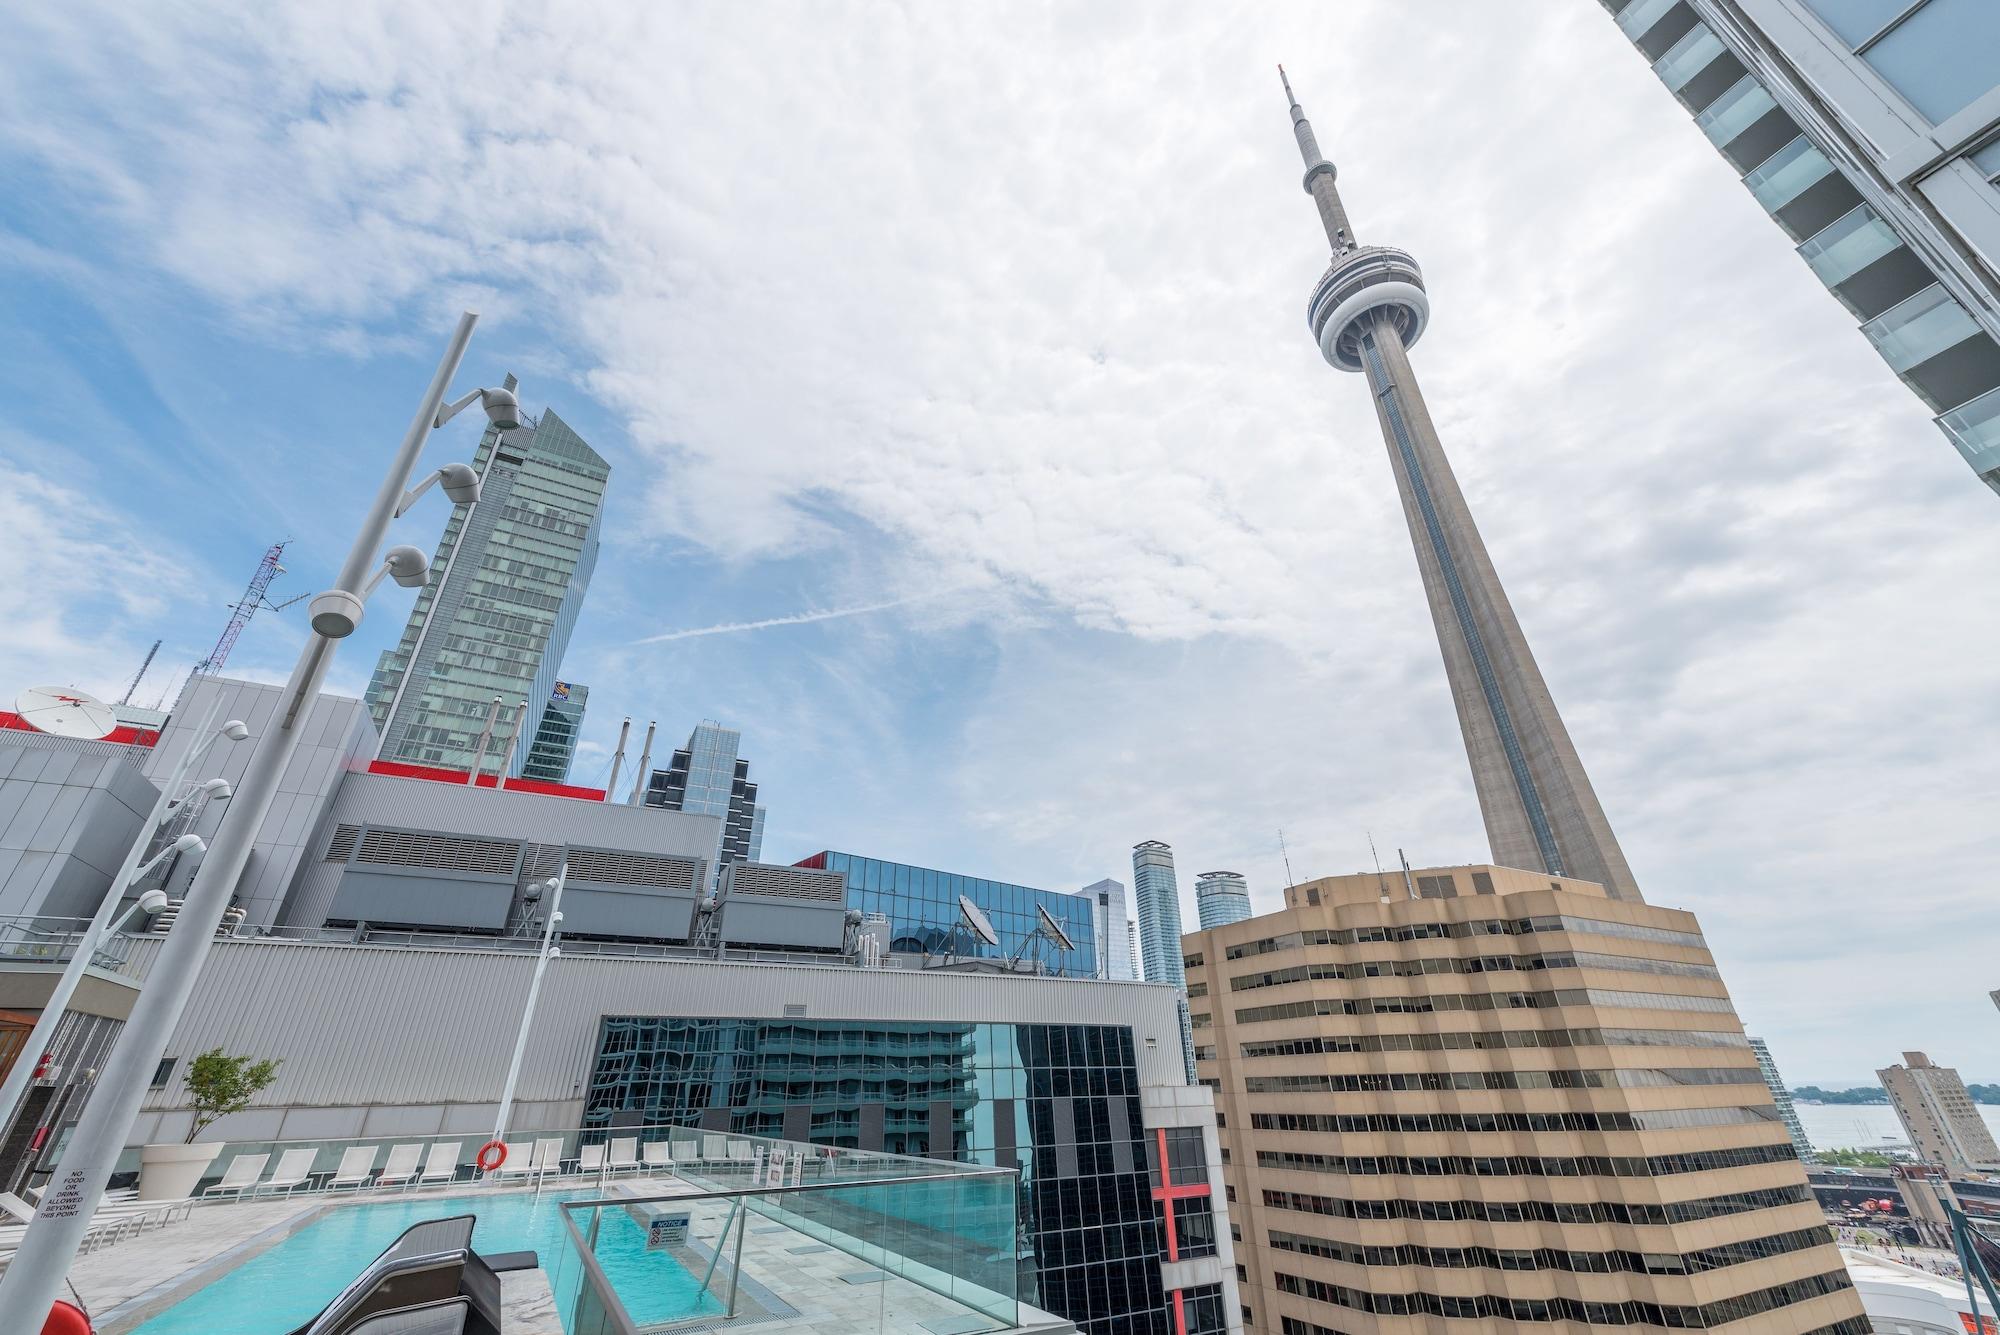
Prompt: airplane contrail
<box><xmin>629</xmin><ymin>593</ymin><xmax>936</xmax><ymax>646</ymax></box>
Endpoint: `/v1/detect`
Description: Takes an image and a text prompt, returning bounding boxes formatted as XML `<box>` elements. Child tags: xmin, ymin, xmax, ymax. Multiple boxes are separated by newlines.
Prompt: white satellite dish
<box><xmin>957</xmin><ymin>894</ymin><xmax>1001</xmax><ymax>948</ymax></box>
<box><xmin>1036</xmin><ymin>903</ymin><xmax>1076</xmax><ymax>952</ymax></box>
<box><xmin>15</xmin><ymin>686</ymin><xmax>117</xmax><ymax>739</ymax></box>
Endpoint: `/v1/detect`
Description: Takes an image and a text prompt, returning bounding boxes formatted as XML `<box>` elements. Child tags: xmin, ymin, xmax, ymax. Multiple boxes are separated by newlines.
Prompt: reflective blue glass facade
<box><xmin>797</xmin><ymin>851</ymin><xmax>1097</xmax><ymax>976</ymax></box>
<box><xmin>1132</xmin><ymin>841</ymin><xmax>1186</xmax><ymax>989</ymax></box>
<box><xmin>586</xmin><ymin>1016</ymin><xmax>1172</xmax><ymax>1335</ymax></box>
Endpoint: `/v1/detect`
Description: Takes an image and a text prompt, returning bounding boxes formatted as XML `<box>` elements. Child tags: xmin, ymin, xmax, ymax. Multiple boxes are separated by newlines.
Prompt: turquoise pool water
<box><xmin>128</xmin><ymin>1188</ymin><xmax>722</xmax><ymax>1334</ymax></box>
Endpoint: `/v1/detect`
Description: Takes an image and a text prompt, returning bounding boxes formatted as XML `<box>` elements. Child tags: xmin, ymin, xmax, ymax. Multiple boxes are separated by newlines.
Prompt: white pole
<box><xmin>603</xmin><ymin>718</ymin><xmax>631</xmax><ymax>804</ymax></box>
<box><xmin>0</xmin><ymin>312</ymin><xmax>481</xmax><ymax>1329</ymax></box>
<box><xmin>0</xmin><ymin>700</ymin><xmax>232</xmax><ymax>1138</ymax></box>
<box><xmin>495</xmin><ymin>697</ymin><xmax>528</xmax><ymax>791</ymax></box>
<box><xmin>465</xmin><ymin>695</ymin><xmax>502</xmax><ymax>785</ymax></box>
<box><xmin>625</xmin><ymin>721</ymin><xmax>655</xmax><ymax>806</ymax></box>
<box><xmin>491</xmin><ymin>863</ymin><xmax>565</xmax><ymax>1149</ymax></box>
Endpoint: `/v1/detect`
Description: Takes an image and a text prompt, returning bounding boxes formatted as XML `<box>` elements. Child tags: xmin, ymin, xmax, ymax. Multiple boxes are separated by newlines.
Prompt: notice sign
<box><xmin>647</xmin><ymin>1212</ymin><xmax>690</xmax><ymax>1250</ymax></box>
<box><xmin>764</xmin><ymin>1149</ymin><xmax>787</xmax><ymax>1188</ymax></box>
<box><xmin>40</xmin><ymin>1170</ymin><xmax>87</xmax><ymax>1220</ymax></box>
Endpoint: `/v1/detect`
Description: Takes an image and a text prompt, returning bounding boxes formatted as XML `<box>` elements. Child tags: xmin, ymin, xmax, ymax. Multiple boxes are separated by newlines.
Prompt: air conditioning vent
<box><xmin>354</xmin><ymin>828</ymin><xmax>521</xmax><ymax>877</ymax></box>
<box><xmin>565</xmin><ymin>848</ymin><xmax>698</xmax><ymax>892</ymax></box>
<box><xmin>724</xmin><ymin>863</ymin><xmax>845</xmax><ymax>903</ymax></box>
<box><xmin>325</xmin><ymin>824</ymin><xmax>362</xmax><ymax>863</ymax></box>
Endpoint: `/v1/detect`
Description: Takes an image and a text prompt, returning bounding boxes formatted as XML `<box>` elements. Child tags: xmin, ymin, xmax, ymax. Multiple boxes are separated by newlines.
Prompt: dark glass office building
<box><xmin>795</xmin><ymin>850</ymin><xmax>1097</xmax><ymax>977</ymax></box>
<box><xmin>585</xmin><ymin>1015</ymin><xmax>1224</xmax><ymax>1335</ymax></box>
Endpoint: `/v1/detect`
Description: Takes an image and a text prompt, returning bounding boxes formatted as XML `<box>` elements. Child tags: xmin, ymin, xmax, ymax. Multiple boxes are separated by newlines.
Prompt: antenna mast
<box><xmin>120</xmin><ymin>640</ymin><xmax>162</xmax><ymax>705</ymax></box>
<box><xmin>191</xmin><ymin>541</ymin><xmax>307</xmax><ymax>678</ymax></box>
<box><xmin>1277</xmin><ymin>828</ymin><xmax>1297</xmax><ymax>888</ymax></box>
<box><xmin>1367</xmin><ymin>831</ymin><xmax>1389</xmax><ymax>899</ymax></box>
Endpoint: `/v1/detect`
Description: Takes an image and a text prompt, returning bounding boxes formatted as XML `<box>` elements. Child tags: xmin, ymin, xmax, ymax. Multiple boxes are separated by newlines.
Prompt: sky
<box><xmin>2</xmin><ymin>1</ymin><xmax>1996</xmax><ymax>1088</ymax></box>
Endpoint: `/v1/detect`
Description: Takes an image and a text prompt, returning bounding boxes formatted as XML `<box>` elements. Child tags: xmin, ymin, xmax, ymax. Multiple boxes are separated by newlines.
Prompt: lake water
<box><xmin>1796</xmin><ymin>1101</ymin><xmax>2000</xmax><ymax>1150</ymax></box>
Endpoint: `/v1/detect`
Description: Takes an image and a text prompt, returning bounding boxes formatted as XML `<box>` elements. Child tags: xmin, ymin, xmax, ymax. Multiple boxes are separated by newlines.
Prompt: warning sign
<box><xmin>647</xmin><ymin>1212</ymin><xmax>690</xmax><ymax>1250</ymax></box>
<box><xmin>41</xmin><ymin>1171</ymin><xmax>87</xmax><ymax>1220</ymax></box>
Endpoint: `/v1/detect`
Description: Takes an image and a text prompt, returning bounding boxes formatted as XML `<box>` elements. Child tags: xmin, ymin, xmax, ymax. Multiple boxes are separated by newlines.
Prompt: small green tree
<box><xmin>182</xmin><ymin>1048</ymin><xmax>281</xmax><ymax>1144</ymax></box>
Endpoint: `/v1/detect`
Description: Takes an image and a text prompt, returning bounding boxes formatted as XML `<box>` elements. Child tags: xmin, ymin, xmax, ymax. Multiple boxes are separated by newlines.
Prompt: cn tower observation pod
<box><xmin>1307</xmin><ymin>245</ymin><xmax>1430</xmax><ymax>373</ymax></box>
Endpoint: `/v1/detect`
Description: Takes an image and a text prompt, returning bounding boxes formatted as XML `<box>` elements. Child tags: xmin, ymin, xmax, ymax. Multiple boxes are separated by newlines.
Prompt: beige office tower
<box><xmin>1879</xmin><ymin>1051</ymin><xmax>2000</xmax><ymax>1177</ymax></box>
<box><xmin>1186</xmin><ymin>865</ymin><xmax>1865</xmax><ymax>1335</ymax></box>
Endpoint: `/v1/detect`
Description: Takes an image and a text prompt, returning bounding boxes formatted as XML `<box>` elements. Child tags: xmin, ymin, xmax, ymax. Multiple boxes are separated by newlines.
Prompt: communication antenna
<box><xmin>15</xmin><ymin>686</ymin><xmax>117</xmax><ymax>740</ymax></box>
<box><xmin>1397</xmin><ymin>847</ymin><xmax>1419</xmax><ymax>901</ymax></box>
<box><xmin>958</xmin><ymin>895</ymin><xmax>1001</xmax><ymax>947</ymax></box>
<box><xmin>1367</xmin><ymin>831</ymin><xmax>1389</xmax><ymax>900</ymax></box>
<box><xmin>120</xmin><ymin>640</ymin><xmax>162</xmax><ymax>706</ymax></box>
<box><xmin>1277</xmin><ymin>828</ymin><xmax>1297</xmax><ymax>889</ymax></box>
<box><xmin>191</xmin><ymin>540</ymin><xmax>309</xmax><ymax>678</ymax></box>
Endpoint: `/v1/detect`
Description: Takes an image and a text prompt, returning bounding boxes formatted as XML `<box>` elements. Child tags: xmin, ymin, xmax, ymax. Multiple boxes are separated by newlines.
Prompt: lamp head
<box><xmin>550</xmin><ymin>910</ymin><xmax>564</xmax><ymax>924</ymax></box>
<box><xmin>171</xmin><ymin>833</ymin><xmax>206</xmax><ymax>855</ymax></box>
<box><xmin>546</xmin><ymin>946</ymin><xmax>561</xmax><ymax>959</ymax></box>
<box><xmin>220</xmin><ymin>720</ymin><xmax>250</xmax><ymax>742</ymax></box>
<box><xmin>480</xmin><ymin>387</ymin><xmax>522</xmax><ymax>431</ymax></box>
<box><xmin>136</xmin><ymin>889</ymin><xmax>169</xmax><ymax>915</ymax></box>
<box><xmin>437</xmin><ymin>463</ymin><xmax>482</xmax><ymax>506</ymax></box>
<box><xmin>383</xmin><ymin>545</ymin><xmax>430</xmax><ymax>589</ymax></box>
<box><xmin>199</xmin><ymin>778</ymin><xmax>233</xmax><ymax>799</ymax></box>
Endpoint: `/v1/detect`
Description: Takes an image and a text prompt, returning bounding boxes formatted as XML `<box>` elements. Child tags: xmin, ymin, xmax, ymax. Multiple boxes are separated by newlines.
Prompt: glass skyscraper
<box><xmin>1750</xmin><ymin>1035</ymin><xmax>1816</xmax><ymax>1163</ymax></box>
<box><xmin>1131</xmin><ymin>841</ymin><xmax>1186</xmax><ymax>989</ymax></box>
<box><xmin>797</xmin><ymin>850</ymin><xmax>1097</xmax><ymax>976</ymax></box>
<box><xmin>519</xmin><ymin>680</ymin><xmax>587</xmax><ymax>784</ymax></box>
<box><xmin>1083</xmin><ymin>877</ymin><xmax>1136</xmax><ymax>980</ymax></box>
<box><xmin>642</xmin><ymin>721</ymin><xmax>766</xmax><ymax>878</ymax></box>
<box><xmin>366</xmin><ymin>391</ymin><xmax>609</xmax><ymax>774</ymax></box>
<box><xmin>1602</xmin><ymin>0</ymin><xmax>2000</xmax><ymax>492</ymax></box>
<box><xmin>1193</xmin><ymin>870</ymin><xmax>1251</xmax><ymax>929</ymax></box>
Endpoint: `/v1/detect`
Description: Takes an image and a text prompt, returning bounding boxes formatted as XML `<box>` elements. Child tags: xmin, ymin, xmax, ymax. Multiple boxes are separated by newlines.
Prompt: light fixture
<box><xmin>433</xmin><ymin>385</ymin><xmax>521</xmax><ymax>432</ymax></box>
<box><xmin>395</xmin><ymin>463</ymin><xmax>482</xmax><ymax>517</ymax></box>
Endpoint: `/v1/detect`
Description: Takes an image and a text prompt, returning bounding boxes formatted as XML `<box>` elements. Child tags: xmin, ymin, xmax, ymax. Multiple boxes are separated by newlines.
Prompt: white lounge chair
<box><xmin>671</xmin><ymin>1137</ymin><xmax>699</xmax><ymax>1168</ymax></box>
<box><xmin>701</xmin><ymin>1133</ymin><xmax>727</xmax><ymax>1162</ymax></box>
<box><xmin>415</xmin><ymin>1142</ymin><xmax>462</xmax><ymax>1188</ymax></box>
<box><xmin>575</xmin><ymin>1143</ymin><xmax>605</xmax><ymax>1178</ymax></box>
<box><xmin>201</xmin><ymin>1153</ymin><xmax>269</xmax><ymax>1199</ymax></box>
<box><xmin>328</xmin><ymin>1145</ymin><xmax>380</xmax><ymax>1191</ymax></box>
<box><xmin>375</xmin><ymin>1143</ymin><xmax>426</xmax><ymax>1189</ymax></box>
<box><xmin>256</xmin><ymin>1147</ymin><xmax>320</xmax><ymax>1195</ymax></box>
<box><xmin>641</xmin><ymin>1141</ymin><xmax>672</xmax><ymax>1174</ymax></box>
<box><xmin>532</xmin><ymin>1137</ymin><xmax>565</xmax><ymax>1180</ymax></box>
<box><xmin>606</xmin><ymin>1137</ymin><xmax>641</xmax><ymax>1176</ymax></box>
<box><xmin>493</xmin><ymin>1142</ymin><xmax>538</xmax><ymax>1181</ymax></box>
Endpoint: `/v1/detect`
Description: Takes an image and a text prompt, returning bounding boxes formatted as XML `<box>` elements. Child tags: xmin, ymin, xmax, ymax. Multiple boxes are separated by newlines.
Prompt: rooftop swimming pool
<box><xmin>128</xmin><ymin>1188</ymin><xmax>722</xmax><ymax>1335</ymax></box>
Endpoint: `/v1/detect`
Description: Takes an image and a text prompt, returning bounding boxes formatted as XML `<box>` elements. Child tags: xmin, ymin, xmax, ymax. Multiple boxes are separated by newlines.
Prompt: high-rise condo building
<box><xmin>1196</xmin><ymin>871</ymin><xmax>1253</xmax><ymax>929</ymax></box>
<box><xmin>1601</xmin><ymin>0</ymin><xmax>2000</xmax><ymax>492</ymax></box>
<box><xmin>1878</xmin><ymin>1050</ymin><xmax>2000</xmax><ymax>1177</ymax></box>
<box><xmin>1083</xmin><ymin>877</ymin><xmax>1137</xmax><ymax>980</ymax></box>
<box><xmin>1132</xmin><ymin>840</ymin><xmax>1187</xmax><ymax>988</ymax></box>
<box><xmin>1187</xmin><ymin>866</ymin><xmax>1864</xmax><ymax>1335</ymax></box>
<box><xmin>1280</xmin><ymin>68</ymin><xmax>1641</xmax><ymax>903</ymax></box>
<box><xmin>644</xmin><ymin>722</ymin><xmax>767</xmax><ymax>876</ymax></box>
<box><xmin>1751</xmin><ymin>1035</ymin><xmax>1816</xmax><ymax>1162</ymax></box>
<box><xmin>366</xmin><ymin>388</ymin><xmax>609</xmax><ymax>774</ymax></box>
<box><xmin>1219</xmin><ymin>70</ymin><xmax>1869</xmax><ymax>1335</ymax></box>
<box><xmin>519</xmin><ymin>680</ymin><xmax>587</xmax><ymax>785</ymax></box>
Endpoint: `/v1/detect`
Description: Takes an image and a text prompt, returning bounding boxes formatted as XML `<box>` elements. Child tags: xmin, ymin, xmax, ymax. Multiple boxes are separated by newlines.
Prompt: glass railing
<box><xmin>549</xmin><ymin>1140</ymin><xmax>1019</xmax><ymax>1334</ymax></box>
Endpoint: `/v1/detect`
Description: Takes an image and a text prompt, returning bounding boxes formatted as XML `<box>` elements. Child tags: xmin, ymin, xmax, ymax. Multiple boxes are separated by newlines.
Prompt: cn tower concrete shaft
<box><xmin>1282</xmin><ymin>68</ymin><xmax>1641</xmax><ymax>903</ymax></box>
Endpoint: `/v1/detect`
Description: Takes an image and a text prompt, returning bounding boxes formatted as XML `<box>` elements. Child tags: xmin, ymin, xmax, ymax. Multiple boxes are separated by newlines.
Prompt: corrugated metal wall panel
<box><xmin>127</xmin><ymin>939</ymin><xmax>1191</xmax><ymax>1113</ymax></box>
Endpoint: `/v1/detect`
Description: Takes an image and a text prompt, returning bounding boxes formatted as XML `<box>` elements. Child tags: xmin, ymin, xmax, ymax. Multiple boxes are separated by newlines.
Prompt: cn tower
<box><xmin>1281</xmin><ymin>67</ymin><xmax>1642</xmax><ymax>903</ymax></box>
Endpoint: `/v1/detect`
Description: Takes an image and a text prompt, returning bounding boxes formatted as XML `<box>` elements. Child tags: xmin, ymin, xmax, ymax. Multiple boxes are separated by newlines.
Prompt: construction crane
<box><xmin>190</xmin><ymin>541</ymin><xmax>309</xmax><ymax>678</ymax></box>
<box><xmin>119</xmin><ymin>640</ymin><xmax>161</xmax><ymax>705</ymax></box>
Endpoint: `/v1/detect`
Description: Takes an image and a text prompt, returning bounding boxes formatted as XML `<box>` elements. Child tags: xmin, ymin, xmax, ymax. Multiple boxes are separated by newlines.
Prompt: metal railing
<box><xmin>0</xmin><ymin>916</ymin><xmax>133</xmax><ymax>971</ymax></box>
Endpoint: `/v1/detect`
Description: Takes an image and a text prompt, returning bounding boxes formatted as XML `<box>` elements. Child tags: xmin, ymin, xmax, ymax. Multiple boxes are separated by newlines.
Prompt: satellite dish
<box><xmin>15</xmin><ymin>686</ymin><xmax>117</xmax><ymax>739</ymax></box>
<box><xmin>957</xmin><ymin>894</ymin><xmax>1000</xmax><ymax>948</ymax></box>
<box><xmin>1036</xmin><ymin>903</ymin><xmax>1076</xmax><ymax>952</ymax></box>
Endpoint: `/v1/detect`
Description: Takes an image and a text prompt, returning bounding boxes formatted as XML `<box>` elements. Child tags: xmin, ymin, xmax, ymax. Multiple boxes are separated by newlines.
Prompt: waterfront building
<box><xmin>1280</xmin><ymin>69</ymin><xmax>1641</xmax><ymax>902</ymax></box>
<box><xmin>1237</xmin><ymin>69</ymin><xmax>1867</xmax><ymax>1335</ymax></box>
<box><xmin>1194</xmin><ymin>871</ymin><xmax>1251</xmax><ymax>930</ymax></box>
<box><xmin>1132</xmin><ymin>841</ymin><xmax>1187</xmax><ymax>988</ymax></box>
<box><xmin>1188</xmin><ymin>865</ymin><xmax>1865</xmax><ymax>1335</ymax></box>
<box><xmin>796</xmin><ymin>850</ymin><xmax>1097</xmax><ymax>977</ymax></box>
<box><xmin>644</xmin><ymin>721</ymin><xmax>766</xmax><ymax>878</ymax></box>
<box><xmin>365</xmin><ymin>388</ymin><xmax>609</xmax><ymax>777</ymax></box>
<box><xmin>1083</xmin><ymin>877</ymin><xmax>1137</xmax><ymax>980</ymax></box>
<box><xmin>1601</xmin><ymin>0</ymin><xmax>2000</xmax><ymax>492</ymax></box>
<box><xmin>1878</xmin><ymin>1050</ymin><xmax>2000</xmax><ymax>1177</ymax></box>
<box><xmin>1752</xmin><ymin>1034</ymin><xmax>1817</xmax><ymax>1162</ymax></box>
<box><xmin>519</xmin><ymin>679</ymin><xmax>587</xmax><ymax>784</ymax></box>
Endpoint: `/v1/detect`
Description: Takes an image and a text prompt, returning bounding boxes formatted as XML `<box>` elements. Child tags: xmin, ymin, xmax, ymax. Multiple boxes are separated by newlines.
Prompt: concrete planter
<box><xmin>139</xmin><ymin>1141</ymin><xmax>223</xmax><ymax>1201</ymax></box>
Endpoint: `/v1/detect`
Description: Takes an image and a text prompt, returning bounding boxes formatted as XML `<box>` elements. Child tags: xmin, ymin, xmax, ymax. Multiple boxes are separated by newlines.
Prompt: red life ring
<box><xmin>476</xmin><ymin>1140</ymin><xmax>508</xmax><ymax>1172</ymax></box>
<box><xmin>41</xmin><ymin>1300</ymin><xmax>91</xmax><ymax>1335</ymax></box>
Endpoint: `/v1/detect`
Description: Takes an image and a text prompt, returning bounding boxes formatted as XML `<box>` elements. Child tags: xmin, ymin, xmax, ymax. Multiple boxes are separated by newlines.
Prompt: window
<box><xmin>1863</xmin><ymin>284</ymin><xmax>1979</xmax><ymax>371</ymax></box>
<box><xmin>1698</xmin><ymin>76</ymin><xmax>1776</xmax><ymax>148</ymax></box>
<box><xmin>1859</xmin><ymin>0</ymin><xmax>2000</xmax><ymax>125</ymax></box>
<box><xmin>1616</xmin><ymin>0</ymin><xmax>1679</xmax><ymax>39</ymax></box>
<box><xmin>1744</xmin><ymin>136</ymin><xmax>1834</xmax><ymax>212</ymax></box>
<box><xmin>150</xmin><ymin>1058</ymin><xmax>177</xmax><ymax>1089</ymax></box>
<box><xmin>1799</xmin><ymin>204</ymin><xmax>1901</xmax><ymax>285</ymax></box>
<box><xmin>1173</xmin><ymin>1198</ymin><xmax>1218</xmax><ymax>1259</ymax></box>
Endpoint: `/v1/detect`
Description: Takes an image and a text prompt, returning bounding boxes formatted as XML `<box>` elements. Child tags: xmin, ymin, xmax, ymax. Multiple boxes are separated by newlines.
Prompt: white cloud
<box><xmin>6</xmin><ymin>0</ymin><xmax>1999</xmax><ymax>1085</ymax></box>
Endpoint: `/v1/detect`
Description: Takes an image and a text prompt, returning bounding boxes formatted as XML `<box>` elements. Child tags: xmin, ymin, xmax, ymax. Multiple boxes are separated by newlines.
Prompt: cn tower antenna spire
<box><xmin>1278</xmin><ymin>65</ymin><xmax>1355</xmax><ymax>256</ymax></box>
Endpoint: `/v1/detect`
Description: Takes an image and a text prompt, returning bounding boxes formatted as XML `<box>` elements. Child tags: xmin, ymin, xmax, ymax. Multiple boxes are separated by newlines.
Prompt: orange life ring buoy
<box><xmin>476</xmin><ymin>1140</ymin><xmax>508</xmax><ymax>1172</ymax></box>
<box><xmin>42</xmin><ymin>1300</ymin><xmax>92</xmax><ymax>1335</ymax></box>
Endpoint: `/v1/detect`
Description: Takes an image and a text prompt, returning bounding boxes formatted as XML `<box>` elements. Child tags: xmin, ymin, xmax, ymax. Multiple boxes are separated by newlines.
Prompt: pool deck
<box><xmin>59</xmin><ymin>1176</ymin><xmax>1071</xmax><ymax>1335</ymax></box>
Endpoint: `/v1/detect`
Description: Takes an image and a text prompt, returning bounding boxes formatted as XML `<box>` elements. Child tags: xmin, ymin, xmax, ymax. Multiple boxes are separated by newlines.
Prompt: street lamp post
<box><xmin>490</xmin><ymin>864</ymin><xmax>566</xmax><ymax>1157</ymax></box>
<box><xmin>0</xmin><ymin>311</ymin><xmax>513</xmax><ymax>1327</ymax></box>
<box><xmin>0</xmin><ymin>702</ymin><xmax>245</xmax><ymax>1140</ymax></box>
